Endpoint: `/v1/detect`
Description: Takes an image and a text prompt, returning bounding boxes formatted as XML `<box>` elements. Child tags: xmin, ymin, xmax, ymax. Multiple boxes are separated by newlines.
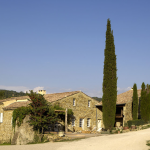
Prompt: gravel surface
<box><xmin>1</xmin><ymin>128</ymin><xmax>150</xmax><ymax>150</ymax></box>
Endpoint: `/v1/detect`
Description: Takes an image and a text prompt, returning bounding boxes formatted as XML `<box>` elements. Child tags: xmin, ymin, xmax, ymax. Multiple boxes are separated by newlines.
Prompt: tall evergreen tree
<box><xmin>140</xmin><ymin>82</ymin><xmax>147</xmax><ymax>122</ymax></box>
<box><xmin>102</xmin><ymin>19</ymin><xmax>117</xmax><ymax>130</ymax></box>
<box><xmin>132</xmin><ymin>83</ymin><xmax>138</xmax><ymax>120</ymax></box>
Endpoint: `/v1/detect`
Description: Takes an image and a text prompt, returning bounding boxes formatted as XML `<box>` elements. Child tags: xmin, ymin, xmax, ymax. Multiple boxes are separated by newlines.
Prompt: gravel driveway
<box><xmin>1</xmin><ymin>128</ymin><xmax>150</xmax><ymax>150</ymax></box>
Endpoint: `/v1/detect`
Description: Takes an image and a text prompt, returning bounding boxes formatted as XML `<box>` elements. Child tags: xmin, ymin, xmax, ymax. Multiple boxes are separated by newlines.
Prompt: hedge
<box><xmin>127</xmin><ymin>119</ymin><xmax>145</xmax><ymax>128</ymax></box>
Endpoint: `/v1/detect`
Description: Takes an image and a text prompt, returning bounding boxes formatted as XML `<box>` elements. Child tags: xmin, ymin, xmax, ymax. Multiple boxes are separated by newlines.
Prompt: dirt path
<box><xmin>1</xmin><ymin>128</ymin><xmax>150</xmax><ymax>150</ymax></box>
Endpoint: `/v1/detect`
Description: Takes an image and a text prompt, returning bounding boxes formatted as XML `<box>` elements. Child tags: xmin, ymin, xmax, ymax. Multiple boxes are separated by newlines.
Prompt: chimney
<box><xmin>38</xmin><ymin>90</ymin><xmax>46</xmax><ymax>95</ymax></box>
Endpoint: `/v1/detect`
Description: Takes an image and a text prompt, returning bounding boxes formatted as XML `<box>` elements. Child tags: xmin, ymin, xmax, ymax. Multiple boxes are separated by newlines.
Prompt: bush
<box><xmin>127</xmin><ymin>119</ymin><xmax>145</xmax><ymax>128</ymax></box>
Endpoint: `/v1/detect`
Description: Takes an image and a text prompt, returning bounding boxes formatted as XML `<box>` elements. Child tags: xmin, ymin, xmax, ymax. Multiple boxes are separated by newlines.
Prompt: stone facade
<box><xmin>52</xmin><ymin>92</ymin><xmax>103</xmax><ymax>131</ymax></box>
<box><xmin>0</xmin><ymin>91</ymin><xmax>103</xmax><ymax>143</ymax></box>
<box><xmin>11</xmin><ymin>115</ymin><xmax>35</xmax><ymax>145</ymax></box>
<box><xmin>123</xmin><ymin>101</ymin><xmax>132</xmax><ymax>125</ymax></box>
<box><xmin>0</xmin><ymin>109</ymin><xmax>13</xmax><ymax>143</ymax></box>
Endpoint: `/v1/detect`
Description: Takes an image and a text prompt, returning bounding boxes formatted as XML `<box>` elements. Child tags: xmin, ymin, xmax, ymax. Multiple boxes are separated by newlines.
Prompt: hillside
<box><xmin>0</xmin><ymin>89</ymin><xmax>27</xmax><ymax>100</ymax></box>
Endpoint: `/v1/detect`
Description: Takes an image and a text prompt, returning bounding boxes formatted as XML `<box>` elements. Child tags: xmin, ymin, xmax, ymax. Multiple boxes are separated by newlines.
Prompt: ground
<box><xmin>1</xmin><ymin>128</ymin><xmax>150</xmax><ymax>150</ymax></box>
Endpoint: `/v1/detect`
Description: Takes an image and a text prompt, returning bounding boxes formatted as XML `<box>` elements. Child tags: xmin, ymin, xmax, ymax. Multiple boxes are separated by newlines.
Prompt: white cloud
<box><xmin>117</xmin><ymin>86</ymin><xmax>132</xmax><ymax>94</ymax></box>
<box><xmin>33</xmin><ymin>86</ymin><xmax>44</xmax><ymax>93</ymax></box>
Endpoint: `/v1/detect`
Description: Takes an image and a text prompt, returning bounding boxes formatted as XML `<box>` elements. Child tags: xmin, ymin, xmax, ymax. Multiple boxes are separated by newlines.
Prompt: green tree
<box><xmin>132</xmin><ymin>83</ymin><xmax>138</xmax><ymax>120</ymax></box>
<box><xmin>27</xmin><ymin>90</ymin><xmax>58</xmax><ymax>133</ymax></box>
<box><xmin>102</xmin><ymin>19</ymin><xmax>117</xmax><ymax>130</ymax></box>
<box><xmin>0</xmin><ymin>91</ymin><xmax>5</xmax><ymax>99</ymax></box>
<box><xmin>140</xmin><ymin>82</ymin><xmax>149</xmax><ymax>122</ymax></box>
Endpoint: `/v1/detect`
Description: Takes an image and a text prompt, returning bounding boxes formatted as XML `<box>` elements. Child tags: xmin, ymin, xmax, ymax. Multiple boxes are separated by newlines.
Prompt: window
<box><xmin>72</xmin><ymin>118</ymin><xmax>75</xmax><ymax>126</ymax></box>
<box><xmin>73</xmin><ymin>99</ymin><xmax>75</xmax><ymax>106</ymax></box>
<box><xmin>88</xmin><ymin>100</ymin><xmax>91</xmax><ymax>107</ymax></box>
<box><xmin>79</xmin><ymin>118</ymin><xmax>83</xmax><ymax>127</ymax></box>
<box><xmin>0</xmin><ymin>113</ymin><xmax>3</xmax><ymax>123</ymax></box>
<box><xmin>87</xmin><ymin>118</ymin><xmax>90</xmax><ymax>127</ymax></box>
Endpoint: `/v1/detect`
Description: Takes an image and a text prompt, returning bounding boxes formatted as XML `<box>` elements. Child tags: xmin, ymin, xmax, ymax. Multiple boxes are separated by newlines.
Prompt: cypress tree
<box><xmin>146</xmin><ymin>84</ymin><xmax>150</xmax><ymax>121</ymax></box>
<box><xmin>102</xmin><ymin>19</ymin><xmax>117</xmax><ymax>130</ymax></box>
<box><xmin>132</xmin><ymin>83</ymin><xmax>138</xmax><ymax>120</ymax></box>
<box><xmin>140</xmin><ymin>82</ymin><xmax>148</xmax><ymax>122</ymax></box>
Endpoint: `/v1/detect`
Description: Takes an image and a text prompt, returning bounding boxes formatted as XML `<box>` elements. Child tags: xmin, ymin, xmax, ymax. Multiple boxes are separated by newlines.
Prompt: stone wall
<box><xmin>11</xmin><ymin>115</ymin><xmax>35</xmax><ymax>145</ymax></box>
<box><xmin>0</xmin><ymin>109</ymin><xmax>13</xmax><ymax>143</ymax></box>
<box><xmin>52</xmin><ymin>92</ymin><xmax>102</xmax><ymax>131</ymax></box>
<box><xmin>124</xmin><ymin>101</ymin><xmax>132</xmax><ymax>124</ymax></box>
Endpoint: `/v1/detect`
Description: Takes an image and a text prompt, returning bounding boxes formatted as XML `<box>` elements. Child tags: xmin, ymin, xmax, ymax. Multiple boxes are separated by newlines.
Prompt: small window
<box><xmin>73</xmin><ymin>99</ymin><xmax>75</xmax><ymax>106</ymax></box>
<box><xmin>79</xmin><ymin>118</ymin><xmax>83</xmax><ymax>127</ymax></box>
<box><xmin>87</xmin><ymin>118</ymin><xmax>90</xmax><ymax>127</ymax></box>
<box><xmin>72</xmin><ymin>118</ymin><xmax>75</xmax><ymax>126</ymax></box>
<box><xmin>88</xmin><ymin>100</ymin><xmax>91</xmax><ymax>107</ymax></box>
<box><xmin>0</xmin><ymin>113</ymin><xmax>3</xmax><ymax>123</ymax></box>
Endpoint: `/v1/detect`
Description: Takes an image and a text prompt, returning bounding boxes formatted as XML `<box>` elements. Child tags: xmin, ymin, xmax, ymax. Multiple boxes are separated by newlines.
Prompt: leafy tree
<box><xmin>27</xmin><ymin>90</ymin><xmax>58</xmax><ymax>133</ymax></box>
<box><xmin>102</xmin><ymin>19</ymin><xmax>117</xmax><ymax>130</ymax></box>
<box><xmin>132</xmin><ymin>83</ymin><xmax>138</xmax><ymax>120</ymax></box>
<box><xmin>0</xmin><ymin>91</ymin><xmax>5</xmax><ymax>99</ymax></box>
<box><xmin>26</xmin><ymin>91</ymin><xmax>73</xmax><ymax>133</ymax></box>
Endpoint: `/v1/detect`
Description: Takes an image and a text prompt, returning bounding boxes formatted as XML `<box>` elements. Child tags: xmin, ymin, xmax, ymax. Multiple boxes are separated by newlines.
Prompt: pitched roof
<box><xmin>44</xmin><ymin>91</ymin><xmax>80</xmax><ymax>102</ymax></box>
<box><xmin>3</xmin><ymin>91</ymin><xmax>81</xmax><ymax>110</ymax></box>
<box><xmin>0</xmin><ymin>96</ymin><xmax>29</xmax><ymax>103</ymax></box>
<box><xmin>96</xmin><ymin>89</ymin><xmax>141</xmax><ymax>106</ymax></box>
<box><xmin>4</xmin><ymin>101</ymin><xmax>31</xmax><ymax>110</ymax></box>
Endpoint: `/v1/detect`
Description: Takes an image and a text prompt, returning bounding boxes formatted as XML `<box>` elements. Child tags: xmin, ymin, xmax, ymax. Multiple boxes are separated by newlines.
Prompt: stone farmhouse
<box><xmin>96</xmin><ymin>88</ymin><xmax>141</xmax><ymax>127</ymax></box>
<box><xmin>0</xmin><ymin>88</ymin><xmax>142</xmax><ymax>143</ymax></box>
<box><xmin>0</xmin><ymin>90</ymin><xmax>102</xmax><ymax>143</ymax></box>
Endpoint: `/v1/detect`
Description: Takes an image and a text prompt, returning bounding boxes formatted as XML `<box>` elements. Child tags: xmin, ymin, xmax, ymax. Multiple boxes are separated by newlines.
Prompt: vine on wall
<box><xmin>12</xmin><ymin>106</ymin><xmax>31</xmax><ymax>129</ymax></box>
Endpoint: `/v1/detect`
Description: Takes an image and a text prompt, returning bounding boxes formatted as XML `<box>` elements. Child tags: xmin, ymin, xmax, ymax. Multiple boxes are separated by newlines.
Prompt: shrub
<box><xmin>127</xmin><ymin>119</ymin><xmax>145</xmax><ymax>128</ymax></box>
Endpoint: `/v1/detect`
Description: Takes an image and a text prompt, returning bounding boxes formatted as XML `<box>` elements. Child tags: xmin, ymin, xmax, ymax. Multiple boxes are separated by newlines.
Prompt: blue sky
<box><xmin>0</xmin><ymin>0</ymin><xmax>150</xmax><ymax>97</ymax></box>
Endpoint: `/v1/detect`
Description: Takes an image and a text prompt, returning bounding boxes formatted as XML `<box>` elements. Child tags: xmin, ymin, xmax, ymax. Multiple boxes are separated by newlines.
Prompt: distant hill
<box><xmin>0</xmin><ymin>89</ymin><xmax>27</xmax><ymax>100</ymax></box>
<box><xmin>92</xmin><ymin>97</ymin><xmax>102</xmax><ymax>102</ymax></box>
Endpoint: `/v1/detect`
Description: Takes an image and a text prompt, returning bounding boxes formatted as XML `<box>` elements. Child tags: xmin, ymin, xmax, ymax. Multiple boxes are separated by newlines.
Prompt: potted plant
<box><xmin>131</xmin><ymin>124</ymin><xmax>136</xmax><ymax>129</ymax></box>
<box><xmin>123</xmin><ymin>122</ymin><xmax>129</xmax><ymax>130</ymax></box>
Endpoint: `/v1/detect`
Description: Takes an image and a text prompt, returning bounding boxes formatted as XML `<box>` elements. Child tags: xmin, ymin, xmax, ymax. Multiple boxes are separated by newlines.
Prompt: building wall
<box><xmin>123</xmin><ymin>101</ymin><xmax>133</xmax><ymax>125</ymax></box>
<box><xmin>0</xmin><ymin>109</ymin><xmax>13</xmax><ymax>143</ymax></box>
<box><xmin>52</xmin><ymin>92</ymin><xmax>102</xmax><ymax>131</ymax></box>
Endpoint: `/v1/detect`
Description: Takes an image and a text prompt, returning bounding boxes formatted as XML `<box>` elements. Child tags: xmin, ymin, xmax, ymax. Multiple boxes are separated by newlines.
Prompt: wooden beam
<box><xmin>65</xmin><ymin>108</ymin><xmax>68</xmax><ymax>133</ymax></box>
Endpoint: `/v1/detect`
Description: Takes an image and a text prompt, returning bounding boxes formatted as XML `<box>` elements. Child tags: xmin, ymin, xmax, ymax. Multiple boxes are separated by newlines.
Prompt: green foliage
<box><xmin>27</xmin><ymin>90</ymin><xmax>58</xmax><ymax>133</ymax></box>
<box><xmin>12</xmin><ymin>91</ymin><xmax>74</xmax><ymax>133</ymax></box>
<box><xmin>12</xmin><ymin>106</ymin><xmax>30</xmax><ymax>129</ymax></box>
<box><xmin>132</xmin><ymin>83</ymin><xmax>138</xmax><ymax>120</ymax></box>
<box><xmin>102</xmin><ymin>18</ymin><xmax>117</xmax><ymax>130</ymax></box>
<box><xmin>0</xmin><ymin>91</ymin><xmax>5</xmax><ymax>99</ymax></box>
<box><xmin>92</xmin><ymin>97</ymin><xmax>102</xmax><ymax>102</ymax></box>
<box><xmin>53</xmin><ymin>104</ymin><xmax>74</xmax><ymax>124</ymax></box>
<box><xmin>0</xmin><ymin>89</ymin><xmax>27</xmax><ymax>100</ymax></box>
<box><xmin>124</xmin><ymin>122</ymin><xmax>128</xmax><ymax>127</ymax></box>
<box><xmin>140</xmin><ymin>82</ymin><xmax>150</xmax><ymax>122</ymax></box>
<box><xmin>127</xmin><ymin>119</ymin><xmax>145</xmax><ymax>128</ymax></box>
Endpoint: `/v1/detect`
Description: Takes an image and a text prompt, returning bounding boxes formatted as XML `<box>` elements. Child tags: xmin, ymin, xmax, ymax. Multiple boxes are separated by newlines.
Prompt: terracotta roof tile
<box><xmin>3</xmin><ymin>91</ymin><xmax>80</xmax><ymax>109</ymax></box>
<box><xmin>96</xmin><ymin>89</ymin><xmax>141</xmax><ymax>106</ymax></box>
<box><xmin>44</xmin><ymin>91</ymin><xmax>80</xmax><ymax>102</ymax></box>
<box><xmin>4</xmin><ymin>101</ymin><xmax>31</xmax><ymax>110</ymax></box>
<box><xmin>0</xmin><ymin>96</ymin><xmax>29</xmax><ymax>103</ymax></box>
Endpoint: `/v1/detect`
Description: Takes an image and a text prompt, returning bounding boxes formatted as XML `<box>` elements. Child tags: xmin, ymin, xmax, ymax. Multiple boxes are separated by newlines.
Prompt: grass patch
<box><xmin>55</xmin><ymin>137</ymin><xmax>87</xmax><ymax>142</ymax></box>
<box><xmin>0</xmin><ymin>142</ymin><xmax>11</xmax><ymax>145</ymax></box>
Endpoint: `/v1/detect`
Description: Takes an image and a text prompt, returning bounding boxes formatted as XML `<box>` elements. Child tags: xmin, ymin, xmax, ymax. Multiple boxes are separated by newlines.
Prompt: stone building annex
<box><xmin>0</xmin><ymin>88</ymin><xmax>141</xmax><ymax>143</ymax></box>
